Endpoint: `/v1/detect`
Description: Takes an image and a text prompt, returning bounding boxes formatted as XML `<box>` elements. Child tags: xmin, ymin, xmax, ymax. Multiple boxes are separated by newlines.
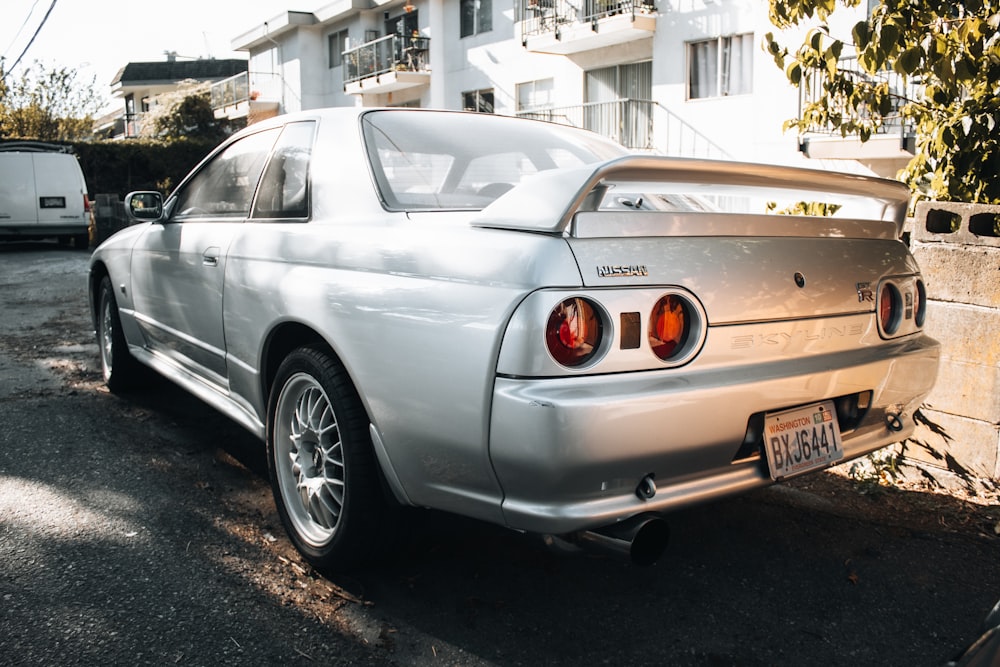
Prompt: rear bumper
<box><xmin>489</xmin><ymin>334</ymin><xmax>940</xmax><ymax>534</ymax></box>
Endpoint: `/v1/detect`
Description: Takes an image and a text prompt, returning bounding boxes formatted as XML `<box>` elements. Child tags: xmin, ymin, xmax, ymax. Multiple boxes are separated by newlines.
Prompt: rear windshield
<box><xmin>361</xmin><ymin>110</ymin><xmax>627</xmax><ymax>211</ymax></box>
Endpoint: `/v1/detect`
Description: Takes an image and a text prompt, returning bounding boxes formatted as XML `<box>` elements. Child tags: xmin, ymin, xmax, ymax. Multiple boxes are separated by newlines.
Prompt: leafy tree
<box><xmin>138</xmin><ymin>80</ymin><xmax>232</xmax><ymax>143</ymax></box>
<box><xmin>765</xmin><ymin>0</ymin><xmax>1000</xmax><ymax>203</ymax></box>
<box><xmin>0</xmin><ymin>60</ymin><xmax>102</xmax><ymax>141</ymax></box>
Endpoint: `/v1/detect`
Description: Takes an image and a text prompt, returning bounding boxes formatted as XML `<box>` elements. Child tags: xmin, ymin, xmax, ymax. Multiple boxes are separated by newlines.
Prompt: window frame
<box><xmin>687</xmin><ymin>32</ymin><xmax>754</xmax><ymax>100</ymax></box>
<box><xmin>516</xmin><ymin>78</ymin><xmax>554</xmax><ymax>112</ymax></box>
<box><xmin>462</xmin><ymin>88</ymin><xmax>495</xmax><ymax>114</ymax></box>
<box><xmin>460</xmin><ymin>0</ymin><xmax>492</xmax><ymax>38</ymax></box>
<box><xmin>328</xmin><ymin>29</ymin><xmax>348</xmax><ymax>69</ymax></box>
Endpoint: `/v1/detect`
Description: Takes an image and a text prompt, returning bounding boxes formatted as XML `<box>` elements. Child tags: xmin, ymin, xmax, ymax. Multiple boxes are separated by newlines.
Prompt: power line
<box><xmin>2</xmin><ymin>0</ymin><xmax>43</xmax><ymax>61</ymax></box>
<box><xmin>2</xmin><ymin>0</ymin><xmax>59</xmax><ymax>81</ymax></box>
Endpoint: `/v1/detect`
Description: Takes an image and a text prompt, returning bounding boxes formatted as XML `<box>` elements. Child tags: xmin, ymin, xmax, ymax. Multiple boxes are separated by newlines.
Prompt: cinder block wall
<box><xmin>908</xmin><ymin>201</ymin><xmax>1000</xmax><ymax>480</ymax></box>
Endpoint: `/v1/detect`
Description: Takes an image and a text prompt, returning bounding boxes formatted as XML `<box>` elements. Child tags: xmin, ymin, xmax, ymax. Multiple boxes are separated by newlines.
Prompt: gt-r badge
<box><xmin>856</xmin><ymin>281</ymin><xmax>874</xmax><ymax>303</ymax></box>
<box><xmin>597</xmin><ymin>265</ymin><xmax>648</xmax><ymax>278</ymax></box>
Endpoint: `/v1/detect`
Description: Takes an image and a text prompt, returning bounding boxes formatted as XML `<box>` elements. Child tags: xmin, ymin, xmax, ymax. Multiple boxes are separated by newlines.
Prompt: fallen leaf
<box><xmin>847</xmin><ymin>573</ymin><xmax>860</xmax><ymax>585</ymax></box>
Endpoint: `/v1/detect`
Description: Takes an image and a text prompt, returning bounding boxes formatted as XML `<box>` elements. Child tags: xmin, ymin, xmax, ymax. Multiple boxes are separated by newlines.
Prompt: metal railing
<box><xmin>210</xmin><ymin>72</ymin><xmax>249</xmax><ymax>109</ymax></box>
<box><xmin>209</xmin><ymin>71</ymin><xmax>284</xmax><ymax>109</ymax></box>
<box><xmin>517</xmin><ymin>98</ymin><xmax>655</xmax><ymax>150</ymax></box>
<box><xmin>343</xmin><ymin>34</ymin><xmax>430</xmax><ymax>86</ymax></box>
<box><xmin>799</xmin><ymin>55</ymin><xmax>920</xmax><ymax>137</ymax></box>
<box><xmin>517</xmin><ymin>0</ymin><xmax>656</xmax><ymax>40</ymax></box>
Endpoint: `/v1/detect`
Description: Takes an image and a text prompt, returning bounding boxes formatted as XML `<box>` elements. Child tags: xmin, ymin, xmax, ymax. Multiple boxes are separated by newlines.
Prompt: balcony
<box><xmin>210</xmin><ymin>72</ymin><xmax>283</xmax><ymax>121</ymax></box>
<box><xmin>517</xmin><ymin>99</ymin><xmax>654</xmax><ymax>150</ymax></box>
<box><xmin>343</xmin><ymin>34</ymin><xmax>431</xmax><ymax>96</ymax></box>
<box><xmin>797</xmin><ymin>56</ymin><xmax>918</xmax><ymax>161</ymax></box>
<box><xmin>517</xmin><ymin>0</ymin><xmax>656</xmax><ymax>55</ymax></box>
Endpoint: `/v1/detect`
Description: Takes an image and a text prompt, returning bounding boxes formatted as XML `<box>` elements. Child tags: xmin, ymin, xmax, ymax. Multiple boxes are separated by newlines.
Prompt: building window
<box><xmin>516</xmin><ymin>78</ymin><xmax>554</xmax><ymax>112</ymax></box>
<box><xmin>463</xmin><ymin>89</ymin><xmax>495</xmax><ymax>113</ymax></box>
<box><xmin>328</xmin><ymin>30</ymin><xmax>348</xmax><ymax>68</ymax></box>
<box><xmin>461</xmin><ymin>0</ymin><xmax>492</xmax><ymax>38</ymax></box>
<box><xmin>688</xmin><ymin>33</ymin><xmax>753</xmax><ymax>99</ymax></box>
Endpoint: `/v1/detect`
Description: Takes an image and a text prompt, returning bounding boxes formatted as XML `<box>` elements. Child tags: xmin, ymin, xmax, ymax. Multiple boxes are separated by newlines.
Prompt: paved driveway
<box><xmin>1</xmin><ymin>241</ymin><xmax>997</xmax><ymax>666</ymax></box>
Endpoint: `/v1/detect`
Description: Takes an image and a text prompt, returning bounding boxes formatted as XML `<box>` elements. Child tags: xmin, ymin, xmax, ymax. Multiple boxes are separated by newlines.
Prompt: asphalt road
<box><xmin>1</xmin><ymin>241</ymin><xmax>997</xmax><ymax>666</ymax></box>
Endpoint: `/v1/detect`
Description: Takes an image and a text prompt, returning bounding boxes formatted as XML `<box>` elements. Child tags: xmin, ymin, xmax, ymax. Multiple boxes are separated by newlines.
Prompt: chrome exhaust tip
<box><xmin>552</xmin><ymin>513</ymin><xmax>670</xmax><ymax>566</ymax></box>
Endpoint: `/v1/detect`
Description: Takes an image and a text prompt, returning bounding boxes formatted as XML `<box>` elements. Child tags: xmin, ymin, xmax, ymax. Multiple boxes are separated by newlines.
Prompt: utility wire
<box><xmin>2</xmin><ymin>0</ymin><xmax>59</xmax><ymax>81</ymax></box>
<box><xmin>2</xmin><ymin>0</ymin><xmax>42</xmax><ymax>61</ymax></box>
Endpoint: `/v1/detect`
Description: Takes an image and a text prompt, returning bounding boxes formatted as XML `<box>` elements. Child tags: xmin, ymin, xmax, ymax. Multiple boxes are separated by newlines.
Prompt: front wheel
<box><xmin>266</xmin><ymin>346</ymin><xmax>387</xmax><ymax>572</ymax></box>
<box><xmin>96</xmin><ymin>276</ymin><xmax>144</xmax><ymax>392</ymax></box>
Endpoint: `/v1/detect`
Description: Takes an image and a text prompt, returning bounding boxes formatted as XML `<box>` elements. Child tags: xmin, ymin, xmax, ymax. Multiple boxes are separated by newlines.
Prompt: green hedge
<box><xmin>73</xmin><ymin>139</ymin><xmax>219</xmax><ymax>199</ymax></box>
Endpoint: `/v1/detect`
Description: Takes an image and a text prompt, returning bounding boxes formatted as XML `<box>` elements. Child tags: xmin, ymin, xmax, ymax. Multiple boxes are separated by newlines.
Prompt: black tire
<box><xmin>266</xmin><ymin>346</ymin><xmax>387</xmax><ymax>573</ymax></box>
<box><xmin>96</xmin><ymin>275</ymin><xmax>144</xmax><ymax>392</ymax></box>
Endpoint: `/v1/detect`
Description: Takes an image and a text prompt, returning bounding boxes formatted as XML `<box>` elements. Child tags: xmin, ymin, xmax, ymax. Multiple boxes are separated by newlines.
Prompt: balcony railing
<box><xmin>209</xmin><ymin>72</ymin><xmax>284</xmax><ymax>110</ymax></box>
<box><xmin>799</xmin><ymin>55</ymin><xmax>920</xmax><ymax>138</ymax></box>
<box><xmin>518</xmin><ymin>0</ymin><xmax>656</xmax><ymax>40</ymax></box>
<box><xmin>343</xmin><ymin>34</ymin><xmax>430</xmax><ymax>86</ymax></box>
<box><xmin>210</xmin><ymin>72</ymin><xmax>249</xmax><ymax>109</ymax></box>
<box><xmin>517</xmin><ymin>98</ymin><xmax>654</xmax><ymax>150</ymax></box>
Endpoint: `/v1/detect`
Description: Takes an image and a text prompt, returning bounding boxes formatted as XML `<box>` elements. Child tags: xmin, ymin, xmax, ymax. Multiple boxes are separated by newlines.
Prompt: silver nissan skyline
<box><xmin>88</xmin><ymin>107</ymin><xmax>939</xmax><ymax>569</ymax></box>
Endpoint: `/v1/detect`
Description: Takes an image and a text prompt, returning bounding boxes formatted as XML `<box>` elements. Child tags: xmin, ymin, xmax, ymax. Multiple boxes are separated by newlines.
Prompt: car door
<box><xmin>129</xmin><ymin>127</ymin><xmax>281</xmax><ymax>387</ymax></box>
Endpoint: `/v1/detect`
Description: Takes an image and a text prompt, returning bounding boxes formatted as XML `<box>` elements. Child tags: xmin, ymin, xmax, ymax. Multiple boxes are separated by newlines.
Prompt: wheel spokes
<box><xmin>280</xmin><ymin>378</ymin><xmax>346</xmax><ymax>535</ymax></box>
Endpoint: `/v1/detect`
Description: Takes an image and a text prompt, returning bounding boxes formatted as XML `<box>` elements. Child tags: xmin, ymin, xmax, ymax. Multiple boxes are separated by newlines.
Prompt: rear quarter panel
<box><xmin>223</xmin><ymin>216</ymin><xmax>583</xmax><ymax>524</ymax></box>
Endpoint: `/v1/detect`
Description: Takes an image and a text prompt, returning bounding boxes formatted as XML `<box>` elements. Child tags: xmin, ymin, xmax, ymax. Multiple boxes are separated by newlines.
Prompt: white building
<box><xmin>222</xmin><ymin>0</ymin><xmax>913</xmax><ymax>177</ymax></box>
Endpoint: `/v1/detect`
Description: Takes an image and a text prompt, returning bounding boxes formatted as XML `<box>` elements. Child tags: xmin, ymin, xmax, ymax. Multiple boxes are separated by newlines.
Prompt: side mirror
<box><xmin>124</xmin><ymin>191</ymin><xmax>164</xmax><ymax>221</ymax></box>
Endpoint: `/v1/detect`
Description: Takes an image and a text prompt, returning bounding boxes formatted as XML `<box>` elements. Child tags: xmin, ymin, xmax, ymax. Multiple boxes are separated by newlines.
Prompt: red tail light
<box><xmin>878</xmin><ymin>282</ymin><xmax>902</xmax><ymax>335</ymax></box>
<box><xmin>545</xmin><ymin>297</ymin><xmax>603</xmax><ymax>367</ymax></box>
<box><xmin>649</xmin><ymin>294</ymin><xmax>690</xmax><ymax>361</ymax></box>
<box><xmin>83</xmin><ymin>195</ymin><xmax>91</xmax><ymax>212</ymax></box>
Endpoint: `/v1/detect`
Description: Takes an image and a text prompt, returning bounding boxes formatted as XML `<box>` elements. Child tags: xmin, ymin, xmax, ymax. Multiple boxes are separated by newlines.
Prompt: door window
<box><xmin>252</xmin><ymin>121</ymin><xmax>316</xmax><ymax>220</ymax></box>
<box><xmin>172</xmin><ymin>128</ymin><xmax>280</xmax><ymax>220</ymax></box>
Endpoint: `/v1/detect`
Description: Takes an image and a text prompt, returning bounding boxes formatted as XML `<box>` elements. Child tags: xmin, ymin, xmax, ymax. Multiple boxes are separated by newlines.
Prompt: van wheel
<box><xmin>74</xmin><ymin>233</ymin><xmax>89</xmax><ymax>249</ymax></box>
<box><xmin>96</xmin><ymin>276</ymin><xmax>143</xmax><ymax>392</ymax></box>
<box><xmin>267</xmin><ymin>346</ymin><xmax>386</xmax><ymax>573</ymax></box>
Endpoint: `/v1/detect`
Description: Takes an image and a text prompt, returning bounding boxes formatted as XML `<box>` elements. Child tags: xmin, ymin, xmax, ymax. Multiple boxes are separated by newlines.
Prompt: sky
<box><xmin>1</xmin><ymin>0</ymin><xmax>301</xmax><ymax>110</ymax></box>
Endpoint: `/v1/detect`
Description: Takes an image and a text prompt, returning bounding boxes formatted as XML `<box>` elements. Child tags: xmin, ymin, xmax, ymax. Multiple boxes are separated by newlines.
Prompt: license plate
<box><xmin>763</xmin><ymin>401</ymin><xmax>844</xmax><ymax>480</ymax></box>
<box><xmin>39</xmin><ymin>196</ymin><xmax>66</xmax><ymax>209</ymax></box>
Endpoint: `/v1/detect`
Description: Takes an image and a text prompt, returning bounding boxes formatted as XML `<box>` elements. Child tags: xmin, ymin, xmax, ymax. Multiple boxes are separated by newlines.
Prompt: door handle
<box><xmin>202</xmin><ymin>247</ymin><xmax>221</xmax><ymax>267</ymax></box>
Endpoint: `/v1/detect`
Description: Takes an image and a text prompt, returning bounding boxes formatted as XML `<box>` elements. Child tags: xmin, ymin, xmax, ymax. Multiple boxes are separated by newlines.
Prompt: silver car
<box><xmin>89</xmin><ymin>108</ymin><xmax>939</xmax><ymax>569</ymax></box>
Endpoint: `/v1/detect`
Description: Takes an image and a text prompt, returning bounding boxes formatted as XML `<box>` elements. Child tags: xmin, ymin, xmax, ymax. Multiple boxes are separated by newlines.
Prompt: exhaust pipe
<box><xmin>558</xmin><ymin>513</ymin><xmax>670</xmax><ymax>566</ymax></box>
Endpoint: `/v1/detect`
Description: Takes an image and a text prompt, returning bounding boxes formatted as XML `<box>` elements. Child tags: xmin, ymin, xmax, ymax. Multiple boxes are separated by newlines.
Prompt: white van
<box><xmin>0</xmin><ymin>143</ymin><xmax>92</xmax><ymax>247</ymax></box>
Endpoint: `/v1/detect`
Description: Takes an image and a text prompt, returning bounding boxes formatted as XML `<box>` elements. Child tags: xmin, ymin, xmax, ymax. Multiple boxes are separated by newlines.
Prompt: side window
<box><xmin>172</xmin><ymin>128</ymin><xmax>280</xmax><ymax>219</ymax></box>
<box><xmin>252</xmin><ymin>121</ymin><xmax>316</xmax><ymax>220</ymax></box>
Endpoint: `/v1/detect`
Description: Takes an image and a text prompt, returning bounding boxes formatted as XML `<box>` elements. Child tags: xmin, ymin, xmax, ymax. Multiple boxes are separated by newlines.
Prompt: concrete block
<box><xmin>913</xmin><ymin>200</ymin><xmax>1000</xmax><ymax>247</ymax></box>
<box><xmin>924</xmin><ymin>358</ymin><xmax>1000</xmax><ymax>425</ymax></box>
<box><xmin>905</xmin><ymin>408</ymin><xmax>1000</xmax><ymax>479</ymax></box>
<box><xmin>923</xmin><ymin>301</ymin><xmax>1000</xmax><ymax>367</ymax></box>
<box><xmin>912</xmin><ymin>243</ymin><xmax>1000</xmax><ymax>308</ymax></box>
<box><xmin>921</xmin><ymin>302</ymin><xmax>1000</xmax><ymax>423</ymax></box>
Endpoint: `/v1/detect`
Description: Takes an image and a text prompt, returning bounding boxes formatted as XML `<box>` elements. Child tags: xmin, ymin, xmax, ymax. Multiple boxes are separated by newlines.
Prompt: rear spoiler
<box><xmin>471</xmin><ymin>155</ymin><xmax>911</xmax><ymax>238</ymax></box>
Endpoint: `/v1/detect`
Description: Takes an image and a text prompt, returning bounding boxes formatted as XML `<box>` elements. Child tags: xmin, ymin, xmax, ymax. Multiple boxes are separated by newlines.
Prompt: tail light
<box><xmin>545</xmin><ymin>297</ymin><xmax>604</xmax><ymax>367</ymax></box>
<box><xmin>878</xmin><ymin>282</ymin><xmax>903</xmax><ymax>335</ymax></box>
<box><xmin>648</xmin><ymin>292</ymin><xmax>705</xmax><ymax>366</ymax></box>
<box><xmin>876</xmin><ymin>276</ymin><xmax>927</xmax><ymax>339</ymax></box>
<box><xmin>914</xmin><ymin>279</ymin><xmax>927</xmax><ymax>327</ymax></box>
<box><xmin>649</xmin><ymin>294</ymin><xmax>690</xmax><ymax>360</ymax></box>
<box><xmin>83</xmin><ymin>195</ymin><xmax>92</xmax><ymax>212</ymax></box>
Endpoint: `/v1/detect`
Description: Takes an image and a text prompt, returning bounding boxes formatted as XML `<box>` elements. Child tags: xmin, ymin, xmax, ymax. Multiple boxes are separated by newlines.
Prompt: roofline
<box><xmin>231</xmin><ymin>1</ymin><xmax>375</xmax><ymax>51</ymax></box>
<box><xmin>231</xmin><ymin>10</ymin><xmax>319</xmax><ymax>51</ymax></box>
